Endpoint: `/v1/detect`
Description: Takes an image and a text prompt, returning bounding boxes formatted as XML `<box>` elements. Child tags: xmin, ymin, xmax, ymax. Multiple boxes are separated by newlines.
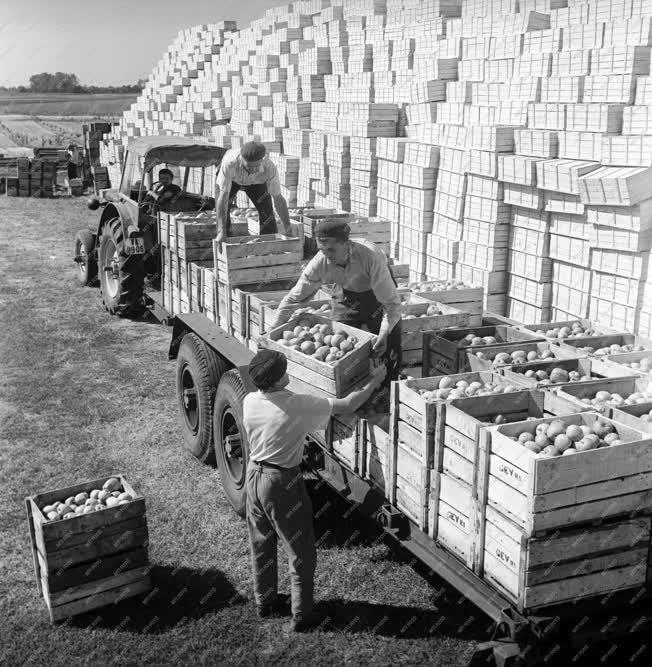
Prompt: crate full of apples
<box><xmin>467</xmin><ymin>341</ymin><xmax>580</xmax><ymax>373</ymax></box>
<box><xmin>555</xmin><ymin>376</ymin><xmax>652</xmax><ymax>416</ymax></box>
<box><xmin>485</xmin><ymin>412</ymin><xmax>652</xmax><ymax>533</ymax></box>
<box><xmin>519</xmin><ymin>319</ymin><xmax>614</xmax><ymax>341</ymax></box>
<box><xmin>559</xmin><ymin>333</ymin><xmax>651</xmax><ymax>357</ymax></box>
<box><xmin>259</xmin><ymin>313</ymin><xmax>376</xmax><ymax>397</ymax></box>
<box><xmin>25</xmin><ymin>474</ymin><xmax>150</xmax><ymax>623</ymax></box>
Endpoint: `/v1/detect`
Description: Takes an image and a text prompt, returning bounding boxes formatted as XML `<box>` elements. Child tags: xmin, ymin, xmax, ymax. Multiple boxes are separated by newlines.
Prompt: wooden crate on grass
<box><xmin>25</xmin><ymin>474</ymin><xmax>151</xmax><ymax>623</ymax></box>
<box><xmin>422</xmin><ymin>326</ymin><xmax>546</xmax><ymax>376</ymax></box>
<box><xmin>258</xmin><ymin>313</ymin><xmax>375</xmax><ymax>397</ymax></box>
<box><xmin>555</xmin><ymin>376</ymin><xmax>652</xmax><ymax>415</ymax></box>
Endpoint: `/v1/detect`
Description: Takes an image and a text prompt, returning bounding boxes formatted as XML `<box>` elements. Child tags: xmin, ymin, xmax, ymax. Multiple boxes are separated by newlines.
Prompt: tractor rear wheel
<box><xmin>98</xmin><ymin>218</ymin><xmax>145</xmax><ymax>316</ymax></box>
<box><xmin>73</xmin><ymin>229</ymin><xmax>98</xmax><ymax>287</ymax></box>
<box><xmin>176</xmin><ymin>333</ymin><xmax>228</xmax><ymax>463</ymax></box>
<box><xmin>213</xmin><ymin>370</ymin><xmax>249</xmax><ymax>517</ymax></box>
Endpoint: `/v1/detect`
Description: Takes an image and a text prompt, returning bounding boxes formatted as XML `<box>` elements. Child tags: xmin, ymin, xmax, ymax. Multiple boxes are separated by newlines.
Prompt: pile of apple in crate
<box><xmin>25</xmin><ymin>475</ymin><xmax>150</xmax><ymax>623</ymax></box>
<box><xmin>371</xmin><ymin>314</ymin><xmax>652</xmax><ymax>613</ymax></box>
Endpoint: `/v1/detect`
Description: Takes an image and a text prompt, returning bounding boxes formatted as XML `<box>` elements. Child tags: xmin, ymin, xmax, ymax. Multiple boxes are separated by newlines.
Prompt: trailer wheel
<box><xmin>73</xmin><ymin>229</ymin><xmax>98</xmax><ymax>286</ymax></box>
<box><xmin>98</xmin><ymin>218</ymin><xmax>145</xmax><ymax>316</ymax></box>
<box><xmin>213</xmin><ymin>370</ymin><xmax>249</xmax><ymax>517</ymax></box>
<box><xmin>176</xmin><ymin>333</ymin><xmax>228</xmax><ymax>463</ymax></box>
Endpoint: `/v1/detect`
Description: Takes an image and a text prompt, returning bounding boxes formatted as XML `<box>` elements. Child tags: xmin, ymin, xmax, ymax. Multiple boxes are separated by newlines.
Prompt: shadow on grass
<box><xmin>313</xmin><ymin>597</ymin><xmax>487</xmax><ymax>640</ymax></box>
<box><xmin>68</xmin><ymin>564</ymin><xmax>244</xmax><ymax>633</ymax></box>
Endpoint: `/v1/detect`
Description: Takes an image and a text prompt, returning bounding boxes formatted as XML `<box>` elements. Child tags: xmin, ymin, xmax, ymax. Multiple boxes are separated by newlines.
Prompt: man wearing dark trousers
<box><xmin>215</xmin><ymin>141</ymin><xmax>294</xmax><ymax>241</ymax></box>
<box><xmin>242</xmin><ymin>349</ymin><xmax>386</xmax><ymax>632</ymax></box>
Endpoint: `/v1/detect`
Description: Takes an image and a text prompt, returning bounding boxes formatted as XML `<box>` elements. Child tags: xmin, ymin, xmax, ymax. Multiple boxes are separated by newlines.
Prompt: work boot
<box><xmin>285</xmin><ymin>611</ymin><xmax>322</xmax><ymax>633</ymax></box>
<box><xmin>256</xmin><ymin>593</ymin><xmax>290</xmax><ymax>618</ymax></box>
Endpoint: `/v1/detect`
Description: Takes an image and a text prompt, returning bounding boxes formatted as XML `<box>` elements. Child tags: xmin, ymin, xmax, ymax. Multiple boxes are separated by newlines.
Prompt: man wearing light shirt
<box><xmin>271</xmin><ymin>219</ymin><xmax>402</xmax><ymax>402</ymax></box>
<box><xmin>214</xmin><ymin>141</ymin><xmax>294</xmax><ymax>241</ymax></box>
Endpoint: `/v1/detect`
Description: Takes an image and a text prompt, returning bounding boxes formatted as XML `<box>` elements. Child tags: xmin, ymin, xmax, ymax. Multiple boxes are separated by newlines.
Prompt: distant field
<box><xmin>0</xmin><ymin>92</ymin><xmax>134</xmax><ymax>116</ymax></box>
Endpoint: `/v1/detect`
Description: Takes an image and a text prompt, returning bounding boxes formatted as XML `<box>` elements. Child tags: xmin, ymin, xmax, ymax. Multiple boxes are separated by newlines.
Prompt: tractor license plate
<box><xmin>125</xmin><ymin>238</ymin><xmax>145</xmax><ymax>255</ymax></box>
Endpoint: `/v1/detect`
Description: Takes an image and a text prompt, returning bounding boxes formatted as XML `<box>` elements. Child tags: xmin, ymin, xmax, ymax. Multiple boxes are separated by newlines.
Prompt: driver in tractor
<box><xmin>214</xmin><ymin>141</ymin><xmax>294</xmax><ymax>243</ymax></box>
<box><xmin>148</xmin><ymin>168</ymin><xmax>182</xmax><ymax>211</ymax></box>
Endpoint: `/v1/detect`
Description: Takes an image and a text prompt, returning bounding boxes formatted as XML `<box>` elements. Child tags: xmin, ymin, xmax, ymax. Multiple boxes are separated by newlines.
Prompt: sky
<box><xmin>0</xmin><ymin>0</ymin><xmax>284</xmax><ymax>87</ymax></box>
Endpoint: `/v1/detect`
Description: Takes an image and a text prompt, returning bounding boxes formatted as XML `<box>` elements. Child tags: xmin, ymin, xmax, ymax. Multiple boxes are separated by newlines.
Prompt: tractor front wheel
<box><xmin>73</xmin><ymin>229</ymin><xmax>98</xmax><ymax>287</ymax></box>
<box><xmin>213</xmin><ymin>370</ymin><xmax>249</xmax><ymax>517</ymax></box>
<box><xmin>98</xmin><ymin>218</ymin><xmax>145</xmax><ymax>316</ymax></box>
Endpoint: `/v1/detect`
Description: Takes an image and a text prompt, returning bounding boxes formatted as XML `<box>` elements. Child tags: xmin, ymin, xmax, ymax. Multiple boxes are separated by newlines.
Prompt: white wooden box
<box><xmin>512</xmin><ymin>208</ymin><xmax>550</xmax><ymax>233</ymax></box>
<box><xmin>549</xmin><ymin>216</ymin><xmax>590</xmax><ymax>248</ymax></box>
<box><xmin>509</xmin><ymin>249</ymin><xmax>553</xmax><ymax>282</ymax></box>
<box><xmin>527</xmin><ymin>103</ymin><xmax>566</xmax><ymax>131</ymax></box>
<box><xmin>508</xmin><ymin>275</ymin><xmax>553</xmax><ymax>308</ymax></box>
<box><xmin>553</xmin><ymin>261</ymin><xmax>592</xmax><ymax>299</ymax></box>
<box><xmin>590</xmin><ymin>46</ymin><xmax>650</xmax><ymax>76</ymax></box>
<box><xmin>464</xmin><ymin>194</ymin><xmax>511</xmax><ymax>224</ymax></box>
<box><xmin>557</xmin><ymin>131</ymin><xmax>603</xmax><ymax>162</ymax></box>
<box><xmin>497</xmin><ymin>154</ymin><xmax>540</xmax><ymax>186</ymax></box>
<box><xmin>544</xmin><ymin>191</ymin><xmax>586</xmax><ymax>216</ymax></box>
<box><xmin>540</xmin><ymin>77</ymin><xmax>584</xmax><ymax>104</ymax></box>
<box><xmin>514</xmin><ymin>129</ymin><xmax>559</xmax><ymax>158</ymax></box>
<box><xmin>622</xmin><ymin>105</ymin><xmax>652</xmax><ymax>134</ymax></box>
<box><xmin>504</xmin><ymin>183</ymin><xmax>546</xmax><ymax>211</ymax></box>
<box><xmin>427</xmin><ymin>234</ymin><xmax>460</xmax><ymax>263</ymax></box>
<box><xmin>459</xmin><ymin>241</ymin><xmax>508</xmax><ymax>272</ymax></box>
<box><xmin>510</xmin><ymin>225</ymin><xmax>550</xmax><ymax>257</ymax></box>
<box><xmin>590</xmin><ymin>224</ymin><xmax>652</xmax><ymax>252</ymax></box>
<box><xmin>456</xmin><ymin>264</ymin><xmax>508</xmax><ymax>295</ymax></box>
<box><xmin>585</xmin><ymin>199</ymin><xmax>652</xmax><ymax>231</ymax></box>
<box><xmin>467</xmin><ymin>174</ymin><xmax>503</xmax><ymax>200</ymax></box>
<box><xmin>591</xmin><ymin>247</ymin><xmax>650</xmax><ymax>278</ymax></box>
<box><xmin>600</xmin><ymin>135</ymin><xmax>652</xmax><ymax>167</ymax></box>
<box><xmin>470</xmin><ymin>126</ymin><xmax>515</xmax><ymax>153</ymax></box>
<box><xmin>432</xmin><ymin>213</ymin><xmax>464</xmax><ymax>241</ymax></box>
<box><xmin>462</xmin><ymin>218</ymin><xmax>510</xmax><ymax>248</ymax></box>
<box><xmin>589</xmin><ymin>297</ymin><xmax>640</xmax><ymax>333</ymax></box>
<box><xmin>468</xmin><ymin>149</ymin><xmax>498</xmax><ymax>178</ymax></box>
<box><xmin>550</xmin><ymin>50</ymin><xmax>591</xmax><ymax>77</ymax></box>
<box><xmin>591</xmin><ymin>270</ymin><xmax>646</xmax><ymax>307</ymax></box>
<box><xmin>565</xmin><ymin>103</ymin><xmax>624</xmax><ymax>133</ymax></box>
<box><xmin>549</xmin><ymin>233</ymin><xmax>591</xmax><ymax>267</ymax></box>
<box><xmin>578</xmin><ymin>166</ymin><xmax>652</xmax><ymax>206</ymax></box>
<box><xmin>583</xmin><ymin>75</ymin><xmax>636</xmax><ymax>104</ymax></box>
<box><xmin>536</xmin><ymin>159</ymin><xmax>601</xmax><ymax>195</ymax></box>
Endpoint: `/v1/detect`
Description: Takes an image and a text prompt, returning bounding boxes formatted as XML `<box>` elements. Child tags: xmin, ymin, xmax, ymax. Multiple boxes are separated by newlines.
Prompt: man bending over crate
<box><xmin>271</xmin><ymin>219</ymin><xmax>402</xmax><ymax>409</ymax></box>
<box><xmin>214</xmin><ymin>141</ymin><xmax>294</xmax><ymax>241</ymax></box>
<box><xmin>243</xmin><ymin>349</ymin><xmax>386</xmax><ymax>632</ymax></box>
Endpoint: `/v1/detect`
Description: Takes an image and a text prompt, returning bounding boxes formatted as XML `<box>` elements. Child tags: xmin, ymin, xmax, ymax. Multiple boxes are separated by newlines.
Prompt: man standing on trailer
<box><xmin>214</xmin><ymin>141</ymin><xmax>294</xmax><ymax>241</ymax></box>
<box><xmin>242</xmin><ymin>349</ymin><xmax>386</xmax><ymax>632</ymax></box>
<box><xmin>271</xmin><ymin>219</ymin><xmax>402</xmax><ymax>408</ymax></box>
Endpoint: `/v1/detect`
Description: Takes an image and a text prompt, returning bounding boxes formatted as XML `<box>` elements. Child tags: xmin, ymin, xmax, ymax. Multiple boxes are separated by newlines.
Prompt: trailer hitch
<box><xmin>376</xmin><ymin>503</ymin><xmax>409</xmax><ymax>540</ymax></box>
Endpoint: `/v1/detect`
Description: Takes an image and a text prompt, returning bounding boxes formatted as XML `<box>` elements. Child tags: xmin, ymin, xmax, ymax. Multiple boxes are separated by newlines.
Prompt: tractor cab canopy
<box><xmin>119</xmin><ymin>137</ymin><xmax>228</xmax><ymax>210</ymax></box>
<box><xmin>126</xmin><ymin>137</ymin><xmax>229</xmax><ymax>173</ymax></box>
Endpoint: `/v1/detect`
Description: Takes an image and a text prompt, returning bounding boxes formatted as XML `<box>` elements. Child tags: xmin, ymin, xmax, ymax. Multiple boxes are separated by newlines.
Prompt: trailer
<box><xmin>168</xmin><ymin>310</ymin><xmax>652</xmax><ymax>667</ymax></box>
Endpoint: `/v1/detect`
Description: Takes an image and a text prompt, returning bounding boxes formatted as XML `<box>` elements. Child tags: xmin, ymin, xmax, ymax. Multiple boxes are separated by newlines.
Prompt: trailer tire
<box><xmin>213</xmin><ymin>370</ymin><xmax>249</xmax><ymax>517</ymax></box>
<box><xmin>73</xmin><ymin>229</ymin><xmax>98</xmax><ymax>287</ymax></box>
<box><xmin>176</xmin><ymin>333</ymin><xmax>228</xmax><ymax>463</ymax></box>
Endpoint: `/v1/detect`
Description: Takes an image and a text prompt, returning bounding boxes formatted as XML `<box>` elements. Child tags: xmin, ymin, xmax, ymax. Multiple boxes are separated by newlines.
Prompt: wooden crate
<box><xmin>326</xmin><ymin>414</ymin><xmax>360</xmax><ymax>472</ymax></box>
<box><xmin>560</xmin><ymin>332</ymin><xmax>652</xmax><ymax>356</ymax></box>
<box><xmin>25</xmin><ymin>474</ymin><xmax>150</xmax><ymax>623</ymax></box>
<box><xmin>499</xmin><ymin>356</ymin><xmax>638</xmax><ymax>389</ymax></box>
<box><xmin>516</xmin><ymin>319</ymin><xmax>615</xmax><ymax>341</ymax></box>
<box><xmin>479</xmin><ymin>506</ymin><xmax>650</xmax><ymax>613</ymax></box>
<box><xmin>259</xmin><ymin>299</ymin><xmax>331</xmax><ymax>336</ymax></box>
<box><xmin>213</xmin><ymin>234</ymin><xmax>302</xmax><ymax>285</ymax></box>
<box><xmin>259</xmin><ymin>313</ymin><xmax>375</xmax><ymax>397</ymax></box>
<box><xmin>479</xmin><ymin>412</ymin><xmax>652</xmax><ymax>535</ymax></box>
<box><xmin>610</xmin><ymin>403</ymin><xmax>652</xmax><ymax>433</ymax></box>
<box><xmin>400</xmin><ymin>301</ymin><xmax>471</xmax><ymax>357</ymax></box>
<box><xmin>467</xmin><ymin>340</ymin><xmax>582</xmax><ymax>373</ymax></box>
<box><xmin>359</xmin><ymin>413</ymin><xmax>392</xmax><ymax>493</ymax></box>
<box><xmin>430</xmin><ymin>390</ymin><xmax>578</xmax><ymax>566</ymax></box>
<box><xmin>422</xmin><ymin>326</ymin><xmax>546</xmax><ymax>376</ymax></box>
<box><xmin>555</xmin><ymin>376</ymin><xmax>652</xmax><ymax>415</ymax></box>
<box><xmin>599</xmin><ymin>349</ymin><xmax>652</xmax><ymax>378</ymax></box>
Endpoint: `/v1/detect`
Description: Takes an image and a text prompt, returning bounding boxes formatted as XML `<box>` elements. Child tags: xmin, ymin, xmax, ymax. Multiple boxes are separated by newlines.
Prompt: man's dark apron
<box><xmin>333</xmin><ymin>269</ymin><xmax>402</xmax><ymax>400</ymax></box>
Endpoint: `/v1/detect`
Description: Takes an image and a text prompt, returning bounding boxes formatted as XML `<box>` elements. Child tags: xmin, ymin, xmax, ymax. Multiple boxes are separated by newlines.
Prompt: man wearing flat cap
<box><xmin>242</xmin><ymin>349</ymin><xmax>386</xmax><ymax>632</ymax></box>
<box><xmin>272</xmin><ymin>220</ymin><xmax>402</xmax><ymax>404</ymax></box>
<box><xmin>215</xmin><ymin>141</ymin><xmax>294</xmax><ymax>241</ymax></box>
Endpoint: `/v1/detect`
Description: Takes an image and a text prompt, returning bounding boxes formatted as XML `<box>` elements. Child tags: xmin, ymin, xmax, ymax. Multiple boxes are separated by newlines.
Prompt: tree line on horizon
<box><xmin>0</xmin><ymin>72</ymin><xmax>145</xmax><ymax>94</ymax></box>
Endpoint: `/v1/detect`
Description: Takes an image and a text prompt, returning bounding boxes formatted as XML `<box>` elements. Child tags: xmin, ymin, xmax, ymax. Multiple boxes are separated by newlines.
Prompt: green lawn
<box><xmin>0</xmin><ymin>197</ymin><xmax>478</xmax><ymax>665</ymax></box>
<box><xmin>0</xmin><ymin>197</ymin><xmax>647</xmax><ymax>666</ymax></box>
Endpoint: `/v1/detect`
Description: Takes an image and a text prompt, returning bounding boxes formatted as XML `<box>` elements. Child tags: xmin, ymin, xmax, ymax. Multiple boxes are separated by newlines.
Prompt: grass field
<box><xmin>0</xmin><ymin>92</ymin><xmax>135</xmax><ymax>116</ymax></box>
<box><xmin>0</xmin><ymin>198</ymin><xmax>648</xmax><ymax>665</ymax></box>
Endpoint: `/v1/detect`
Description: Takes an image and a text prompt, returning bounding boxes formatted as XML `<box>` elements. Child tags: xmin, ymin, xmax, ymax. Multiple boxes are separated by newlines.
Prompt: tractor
<box><xmin>74</xmin><ymin>137</ymin><xmax>227</xmax><ymax>316</ymax></box>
